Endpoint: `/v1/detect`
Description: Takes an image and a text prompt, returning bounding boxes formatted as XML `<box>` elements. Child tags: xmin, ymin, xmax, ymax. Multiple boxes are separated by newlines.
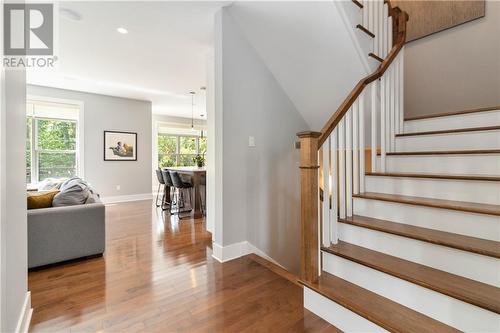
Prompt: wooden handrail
<box><xmin>317</xmin><ymin>6</ymin><xmax>408</xmax><ymax>147</ymax></box>
<box><xmin>297</xmin><ymin>0</ymin><xmax>409</xmax><ymax>285</ymax></box>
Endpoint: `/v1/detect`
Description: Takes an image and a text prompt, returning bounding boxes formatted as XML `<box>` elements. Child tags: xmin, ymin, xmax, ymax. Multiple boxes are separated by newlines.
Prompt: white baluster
<box><xmin>322</xmin><ymin>138</ymin><xmax>330</xmax><ymax>246</ymax></box>
<box><xmin>383</xmin><ymin>3</ymin><xmax>388</xmax><ymax>58</ymax></box>
<box><xmin>400</xmin><ymin>47</ymin><xmax>405</xmax><ymax>133</ymax></box>
<box><xmin>380</xmin><ymin>75</ymin><xmax>386</xmax><ymax>172</ymax></box>
<box><xmin>390</xmin><ymin>65</ymin><xmax>396</xmax><ymax>151</ymax></box>
<box><xmin>338</xmin><ymin>118</ymin><xmax>346</xmax><ymax>219</ymax></box>
<box><xmin>364</xmin><ymin>0</ymin><xmax>369</xmax><ymax>31</ymax></box>
<box><xmin>388</xmin><ymin>15</ymin><xmax>393</xmax><ymax>50</ymax></box>
<box><xmin>388</xmin><ymin>15</ymin><xmax>395</xmax><ymax>151</ymax></box>
<box><xmin>371</xmin><ymin>80</ymin><xmax>377</xmax><ymax>172</ymax></box>
<box><xmin>359</xmin><ymin>91</ymin><xmax>366</xmax><ymax>192</ymax></box>
<box><xmin>353</xmin><ymin>99</ymin><xmax>359</xmax><ymax>195</ymax></box>
<box><xmin>387</xmin><ymin>66</ymin><xmax>392</xmax><ymax>152</ymax></box>
<box><xmin>331</xmin><ymin>128</ymin><xmax>338</xmax><ymax>244</ymax></box>
<box><xmin>372</xmin><ymin>0</ymin><xmax>378</xmax><ymax>56</ymax></box>
<box><xmin>395</xmin><ymin>55</ymin><xmax>400</xmax><ymax>135</ymax></box>
<box><xmin>378</xmin><ymin>0</ymin><xmax>384</xmax><ymax>58</ymax></box>
<box><xmin>346</xmin><ymin>109</ymin><xmax>353</xmax><ymax>217</ymax></box>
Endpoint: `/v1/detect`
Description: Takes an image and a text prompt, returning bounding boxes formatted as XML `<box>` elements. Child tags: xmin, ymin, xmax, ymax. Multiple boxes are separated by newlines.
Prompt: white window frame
<box><xmin>27</xmin><ymin>96</ymin><xmax>84</xmax><ymax>184</ymax></box>
<box><xmin>157</xmin><ymin>133</ymin><xmax>206</xmax><ymax>167</ymax></box>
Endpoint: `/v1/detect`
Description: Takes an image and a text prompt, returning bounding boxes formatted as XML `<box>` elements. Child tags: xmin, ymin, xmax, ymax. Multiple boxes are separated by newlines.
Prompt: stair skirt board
<box><xmin>338</xmin><ymin>223</ymin><xmax>500</xmax><ymax>286</ymax></box>
<box><xmin>322</xmin><ymin>254</ymin><xmax>500</xmax><ymax>332</ymax></box>
<box><xmin>365</xmin><ymin>176</ymin><xmax>500</xmax><ymax>205</ymax></box>
<box><xmin>394</xmin><ymin>129</ymin><xmax>500</xmax><ymax>151</ymax></box>
<box><xmin>404</xmin><ymin>109</ymin><xmax>500</xmax><ymax>132</ymax></box>
<box><xmin>353</xmin><ymin>197</ymin><xmax>500</xmax><ymax>241</ymax></box>
<box><xmin>376</xmin><ymin>154</ymin><xmax>500</xmax><ymax>176</ymax></box>
<box><xmin>303</xmin><ymin>287</ymin><xmax>388</xmax><ymax>333</ymax></box>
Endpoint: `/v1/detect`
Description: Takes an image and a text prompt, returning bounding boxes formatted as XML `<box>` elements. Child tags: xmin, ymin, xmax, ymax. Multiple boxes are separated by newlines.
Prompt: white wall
<box><xmin>205</xmin><ymin>51</ymin><xmax>216</xmax><ymax>235</ymax></box>
<box><xmin>404</xmin><ymin>0</ymin><xmax>500</xmax><ymax>118</ymax></box>
<box><xmin>27</xmin><ymin>85</ymin><xmax>152</xmax><ymax>199</ymax></box>
<box><xmin>215</xmin><ymin>9</ymin><xmax>308</xmax><ymax>273</ymax></box>
<box><xmin>227</xmin><ymin>1</ymin><xmax>367</xmax><ymax>131</ymax></box>
<box><xmin>1</xmin><ymin>69</ymin><xmax>29</xmax><ymax>332</ymax></box>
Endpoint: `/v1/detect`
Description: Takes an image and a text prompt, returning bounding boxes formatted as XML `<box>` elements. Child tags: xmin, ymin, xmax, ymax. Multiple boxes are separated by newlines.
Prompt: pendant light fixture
<box><xmin>190</xmin><ymin>91</ymin><xmax>196</xmax><ymax>131</ymax></box>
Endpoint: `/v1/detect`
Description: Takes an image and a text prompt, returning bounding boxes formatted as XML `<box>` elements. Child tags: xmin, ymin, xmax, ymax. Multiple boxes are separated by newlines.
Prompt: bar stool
<box><xmin>169</xmin><ymin>171</ymin><xmax>193</xmax><ymax>218</ymax></box>
<box><xmin>155</xmin><ymin>169</ymin><xmax>166</xmax><ymax>207</ymax></box>
<box><xmin>161</xmin><ymin>169</ymin><xmax>175</xmax><ymax>211</ymax></box>
<box><xmin>200</xmin><ymin>174</ymin><xmax>206</xmax><ymax>216</ymax></box>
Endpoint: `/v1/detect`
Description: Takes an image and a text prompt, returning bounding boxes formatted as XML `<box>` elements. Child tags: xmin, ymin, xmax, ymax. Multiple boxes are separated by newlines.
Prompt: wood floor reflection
<box><xmin>28</xmin><ymin>200</ymin><xmax>338</xmax><ymax>332</ymax></box>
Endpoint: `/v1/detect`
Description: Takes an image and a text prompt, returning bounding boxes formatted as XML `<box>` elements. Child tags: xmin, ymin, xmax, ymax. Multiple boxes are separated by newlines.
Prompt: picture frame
<box><xmin>104</xmin><ymin>130</ymin><xmax>137</xmax><ymax>161</ymax></box>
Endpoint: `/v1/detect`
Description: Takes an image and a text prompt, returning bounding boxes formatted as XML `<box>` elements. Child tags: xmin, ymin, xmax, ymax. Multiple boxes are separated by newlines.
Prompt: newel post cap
<box><xmin>296</xmin><ymin>131</ymin><xmax>322</xmax><ymax>139</ymax></box>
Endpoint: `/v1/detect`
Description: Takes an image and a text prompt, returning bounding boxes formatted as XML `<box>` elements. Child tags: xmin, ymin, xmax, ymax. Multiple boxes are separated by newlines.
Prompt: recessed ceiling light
<box><xmin>117</xmin><ymin>27</ymin><xmax>128</xmax><ymax>34</ymax></box>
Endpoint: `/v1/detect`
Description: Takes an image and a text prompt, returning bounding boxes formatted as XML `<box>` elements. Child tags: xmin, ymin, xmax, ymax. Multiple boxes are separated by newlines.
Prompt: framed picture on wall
<box><xmin>104</xmin><ymin>130</ymin><xmax>137</xmax><ymax>161</ymax></box>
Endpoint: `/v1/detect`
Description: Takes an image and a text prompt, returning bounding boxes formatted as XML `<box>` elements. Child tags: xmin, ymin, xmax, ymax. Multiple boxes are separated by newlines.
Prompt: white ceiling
<box><xmin>27</xmin><ymin>1</ymin><xmax>227</xmax><ymax>118</ymax></box>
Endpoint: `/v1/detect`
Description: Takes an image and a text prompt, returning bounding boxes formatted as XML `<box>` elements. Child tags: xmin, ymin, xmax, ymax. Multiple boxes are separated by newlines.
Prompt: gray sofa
<box><xmin>28</xmin><ymin>202</ymin><xmax>105</xmax><ymax>268</ymax></box>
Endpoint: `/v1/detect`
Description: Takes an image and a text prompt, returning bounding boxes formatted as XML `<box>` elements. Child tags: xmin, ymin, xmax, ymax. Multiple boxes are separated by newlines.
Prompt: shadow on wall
<box><xmin>246</xmin><ymin>146</ymin><xmax>302</xmax><ymax>275</ymax></box>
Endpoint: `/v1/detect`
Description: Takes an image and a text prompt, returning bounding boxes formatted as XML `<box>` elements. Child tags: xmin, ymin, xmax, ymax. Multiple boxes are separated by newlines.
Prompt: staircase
<box><xmin>297</xmin><ymin>1</ymin><xmax>500</xmax><ymax>332</ymax></box>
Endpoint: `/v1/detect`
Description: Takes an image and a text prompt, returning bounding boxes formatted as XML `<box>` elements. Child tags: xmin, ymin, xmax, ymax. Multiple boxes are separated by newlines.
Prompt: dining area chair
<box><xmin>169</xmin><ymin>171</ymin><xmax>193</xmax><ymax>218</ymax></box>
<box><xmin>155</xmin><ymin>169</ymin><xmax>166</xmax><ymax>208</ymax></box>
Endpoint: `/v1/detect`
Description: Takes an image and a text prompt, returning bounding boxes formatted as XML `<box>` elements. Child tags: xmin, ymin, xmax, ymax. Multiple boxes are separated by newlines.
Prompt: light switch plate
<box><xmin>248</xmin><ymin>136</ymin><xmax>255</xmax><ymax>147</ymax></box>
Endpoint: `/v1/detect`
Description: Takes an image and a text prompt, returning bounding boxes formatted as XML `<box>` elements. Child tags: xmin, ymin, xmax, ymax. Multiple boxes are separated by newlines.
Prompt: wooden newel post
<box><xmin>297</xmin><ymin>131</ymin><xmax>322</xmax><ymax>283</ymax></box>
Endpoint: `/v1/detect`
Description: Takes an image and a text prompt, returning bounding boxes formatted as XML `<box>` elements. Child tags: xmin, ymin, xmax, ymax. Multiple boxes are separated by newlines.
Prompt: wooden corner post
<box><xmin>297</xmin><ymin>131</ymin><xmax>321</xmax><ymax>283</ymax></box>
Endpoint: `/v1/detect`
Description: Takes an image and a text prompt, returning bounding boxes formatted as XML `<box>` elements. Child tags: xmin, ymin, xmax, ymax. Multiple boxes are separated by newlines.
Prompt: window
<box><xmin>157</xmin><ymin>130</ymin><xmax>206</xmax><ymax>168</ymax></box>
<box><xmin>26</xmin><ymin>100</ymin><xmax>82</xmax><ymax>184</ymax></box>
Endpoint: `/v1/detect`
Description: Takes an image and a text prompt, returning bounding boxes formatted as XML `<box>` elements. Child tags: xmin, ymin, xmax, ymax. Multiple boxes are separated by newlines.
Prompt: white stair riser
<box><xmin>395</xmin><ymin>130</ymin><xmax>500</xmax><ymax>152</ymax></box>
<box><xmin>323</xmin><ymin>254</ymin><xmax>500</xmax><ymax>333</ymax></box>
<box><xmin>365</xmin><ymin>176</ymin><xmax>500</xmax><ymax>205</ymax></box>
<box><xmin>339</xmin><ymin>223</ymin><xmax>500</xmax><ymax>286</ymax></box>
<box><xmin>376</xmin><ymin>154</ymin><xmax>500</xmax><ymax>176</ymax></box>
<box><xmin>404</xmin><ymin>110</ymin><xmax>500</xmax><ymax>132</ymax></box>
<box><xmin>353</xmin><ymin>197</ymin><xmax>500</xmax><ymax>241</ymax></box>
<box><xmin>304</xmin><ymin>287</ymin><xmax>388</xmax><ymax>333</ymax></box>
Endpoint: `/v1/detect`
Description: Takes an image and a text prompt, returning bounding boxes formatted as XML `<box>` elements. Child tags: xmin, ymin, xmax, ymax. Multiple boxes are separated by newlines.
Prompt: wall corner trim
<box><xmin>101</xmin><ymin>193</ymin><xmax>153</xmax><ymax>204</ymax></box>
<box><xmin>211</xmin><ymin>241</ymin><xmax>284</xmax><ymax>268</ymax></box>
<box><xmin>15</xmin><ymin>291</ymin><xmax>33</xmax><ymax>333</ymax></box>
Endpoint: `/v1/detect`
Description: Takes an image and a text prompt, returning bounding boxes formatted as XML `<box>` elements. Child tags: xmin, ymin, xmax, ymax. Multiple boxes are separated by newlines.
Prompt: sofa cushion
<box><xmin>27</xmin><ymin>190</ymin><xmax>59</xmax><ymax>209</ymax></box>
<box><xmin>53</xmin><ymin>177</ymin><xmax>91</xmax><ymax>206</ymax></box>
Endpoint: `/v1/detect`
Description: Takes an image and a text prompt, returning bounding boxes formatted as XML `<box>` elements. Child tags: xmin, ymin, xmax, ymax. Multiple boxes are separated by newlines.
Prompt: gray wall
<box><xmin>27</xmin><ymin>85</ymin><xmax>152</xmax><ymax>198</ymax></box>
<box><xmin>1</xmin><ymin>69</ymin><xmax>28</xmax><ymax>332</ymax></box>
<box><xmin>217</xmin><ymin>9</ymin><xmax>308</xmax><ymax>273</ymax></box>
<box><xmin>404</xmin><ymin>0</ymin><xmax>500</xmax><ymax>118</ymax></box>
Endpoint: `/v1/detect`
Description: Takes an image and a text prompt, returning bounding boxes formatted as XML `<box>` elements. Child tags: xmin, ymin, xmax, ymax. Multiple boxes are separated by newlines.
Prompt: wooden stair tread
<box><xmin>405</xmin><ymin>105</ymin><xmax>500</xmax><ymax>121</ymax></box>
<box><xmin>366</xmin><ymin>172</ymin><xmax>500</xmax><ymax>181</ymax></box>
<box><xmin>356</xmin><ymin>24</ymin><xmax>375</xmax><ymax>38</ymax></box>
<box><xmin>322</xmin><ymin>241</ymin><xmax>500</xmax><ymax>314</ymax></box>
<box><xmin>301</xmin><ymin>272</ymin><xmax>460</xmax><ymax>333</ymax></box>
<box><xmin>339</xmin><ymin>215</ymin><xmax>500</xmax><ymax>258</ymax></box>
<box><xmin>353</xmin><ymin>192</ymin><xmax>500</xmax><ymax>216</ymax></box>
<box><xmin>380</xmin><ymin>149</ymin><xmax>500</xmax><ymax>156</ymax></box>
<box><xmin>368</xmin><ymin>52</ymin><xmax>383</xmax><ymax>62</ymax></box>
<box><xmin>396</xmin><ymin>125</ymin><xmax>500</xmax><ymax>137</ymax></box>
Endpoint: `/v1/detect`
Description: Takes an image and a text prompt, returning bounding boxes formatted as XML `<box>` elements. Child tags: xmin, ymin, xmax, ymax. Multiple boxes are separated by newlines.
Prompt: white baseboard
<box><xmin>212</xmin><ymin>241</ymin><xmax>250</xmax><ymax>263</ymax></box>
<box><xmin>212</xmin><ymin>241</ymin><xmax>284</xmax><ymax>268</ymax></box>
<box><xmin>15</xmin><ymin>291</ymin><xmax>32</xmax><ymax>333</ymax></box>
<box><xmin>101</xmin><ymin>193</ymin><xmax>153</xmax><ymax>204</ymax></box>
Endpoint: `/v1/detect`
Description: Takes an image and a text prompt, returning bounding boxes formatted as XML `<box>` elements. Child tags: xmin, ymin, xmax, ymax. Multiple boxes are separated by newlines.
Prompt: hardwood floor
<box><xmin>28</xmin><ymin>200</ymin><xmax>338</xmax><ymax>333</ymax></box>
